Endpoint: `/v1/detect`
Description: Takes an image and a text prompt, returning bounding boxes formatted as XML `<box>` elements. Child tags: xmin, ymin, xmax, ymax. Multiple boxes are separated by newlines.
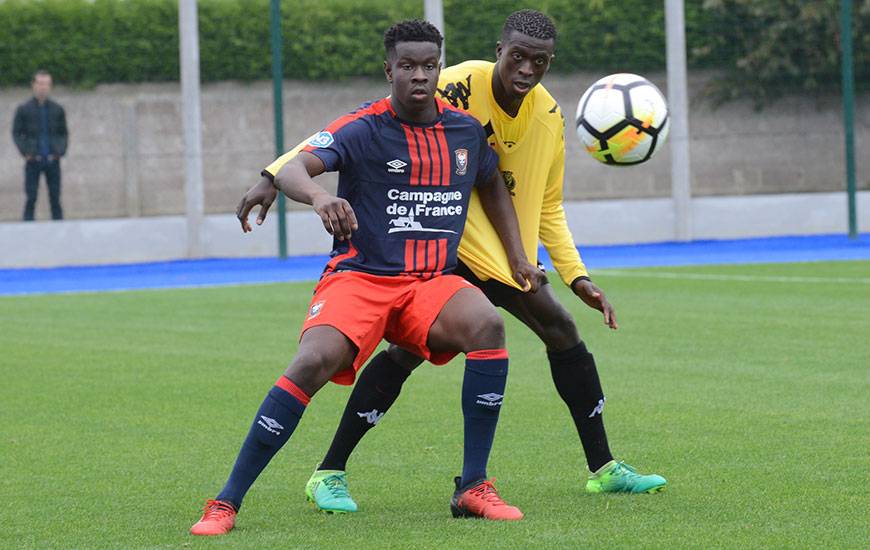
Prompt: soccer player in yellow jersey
<box><xmin>283</xmin><ymin>10</ymin><xmax>666</xmax><ymax>511</ymax></box>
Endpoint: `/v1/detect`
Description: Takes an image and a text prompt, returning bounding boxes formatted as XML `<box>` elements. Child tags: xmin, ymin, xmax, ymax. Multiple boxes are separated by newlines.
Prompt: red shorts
<box><xmin>300</xmin><ymin>271</ymin><xmax>478</xmax><ymax>385</ymax></box>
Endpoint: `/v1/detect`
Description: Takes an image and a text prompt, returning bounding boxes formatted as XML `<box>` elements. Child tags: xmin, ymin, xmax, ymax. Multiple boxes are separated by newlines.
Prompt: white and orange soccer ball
<box><xmin>575</xmin><ymin>73</ymin><xmax>669</xmax><ymax>165</ymax></box>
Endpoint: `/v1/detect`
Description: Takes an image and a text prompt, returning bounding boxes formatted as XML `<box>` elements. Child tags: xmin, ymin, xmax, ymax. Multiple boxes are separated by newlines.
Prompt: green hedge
<box><xmin>692</xmin><ymin>0</ymin><xmax>870</xmax><ymax>105</ymax></box>
<box><xmin>0</xmin><ymin>0</ymin><xmax>867</xmax><ymax>102</ymax></box>
<box><xmin>0</xmin><ymin>0</ymin><xmax>423</xmax><ymax>86</ymax></box>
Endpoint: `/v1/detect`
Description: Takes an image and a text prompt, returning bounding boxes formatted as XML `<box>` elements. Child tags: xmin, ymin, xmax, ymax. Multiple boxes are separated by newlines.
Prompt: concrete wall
<box><xmin>1</xmin><ymin>73</ymin><xmax>867</xmax><ymax>222</ymax></box>
<box><xmin>1</xmin><ymin>192</ymin><xmax>867</xmax><ymax>269</ymax></box>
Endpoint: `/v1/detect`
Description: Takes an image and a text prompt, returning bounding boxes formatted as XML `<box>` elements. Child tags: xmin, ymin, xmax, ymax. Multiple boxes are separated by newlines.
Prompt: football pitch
<box><xmin>2</xmin><ymin>260</ymin><xmax>868</xmax><ymax>548</ymax></box>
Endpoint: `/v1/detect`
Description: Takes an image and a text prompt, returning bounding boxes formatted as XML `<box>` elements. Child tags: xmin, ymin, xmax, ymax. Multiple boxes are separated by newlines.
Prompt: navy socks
<box><xmin>460</xmin><ymin>349</ymin><xmax>508</xmax><ymax>487</ymax></box>
<box><xmin>216</xmin><ymin>377</ymin><xmax>309</xmax><ymax>509</ymax></box>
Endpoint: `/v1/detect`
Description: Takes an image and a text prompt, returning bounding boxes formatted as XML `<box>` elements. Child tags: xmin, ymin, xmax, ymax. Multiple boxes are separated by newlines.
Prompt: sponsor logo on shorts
<box><xmin>307</xmin><ymin>131</ymin><xmax>334</xmax><ymax>148</ymax></box>
<box><xmin>455</xmin><ymin>148</ymin><xmax>468</xmax><ymax>176</ymax></box>
<box><xmin>357</xmin><ymin>409</ymin><xmax>385</xmax><ymax>425</ymax></box>
<box><xmin>257</xmin><ymin>415</ymin><xmax>284</xmax><ymax>435</ymax></box>
<box><xmin>475</xmin><ymin>392</ymin><xmax>503</xmax><ymax>407</ymax></box>
<box><xmin>308</xmin><ymin>300</ymin><xmax>325</xmax><ymax>320</ymax></box>
<box><xmin>588</xmin><ymin>397</ymin><xmax>606</xmax><ymax>418</ymax></box>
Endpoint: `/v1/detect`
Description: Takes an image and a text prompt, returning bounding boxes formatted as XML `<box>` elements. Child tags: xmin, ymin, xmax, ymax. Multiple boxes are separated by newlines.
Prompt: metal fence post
<box><xmin>841</xmin><ymin>0</ymin><xmax>858</xmax><ymax>239</ymax></box>
<box><xmin>271</xmin><ymin>0</ymin><xmax>288</xmax><ymax>258</ymax></box>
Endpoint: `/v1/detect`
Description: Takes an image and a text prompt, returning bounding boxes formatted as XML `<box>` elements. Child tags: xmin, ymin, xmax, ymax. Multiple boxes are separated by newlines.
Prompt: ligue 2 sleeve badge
<box><xmin>454</xmin><ymin>148</ymin><xmax>468</xmax><ymax>176</ymax></box>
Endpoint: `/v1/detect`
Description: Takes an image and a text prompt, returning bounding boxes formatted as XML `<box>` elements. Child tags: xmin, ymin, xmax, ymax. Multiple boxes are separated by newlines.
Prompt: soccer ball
<box><xmin>575</xmin><ymin>73</ymin><xmax>669</xmax><ymax>165</ymax></box>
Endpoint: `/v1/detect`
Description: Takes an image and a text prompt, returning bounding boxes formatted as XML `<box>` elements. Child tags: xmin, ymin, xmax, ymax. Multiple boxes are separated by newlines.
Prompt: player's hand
<box><xmin>236</xmin><ymin>176</ymin><xmax>278</xmax><ymax>233</ymax></box>
<box><xmin>312</xmin><ymin>193</ymin><xmax>358</xmax><ymax>241</ymax></box>
<box><xmin>511</xmin><ymin>260</ymin><xmax>545</xmax><ymax>293</ymax></box>
<box><xmin>572</xmin><ymin>279</ymin><xmax>618</xmax><ymax>330</ymax></box>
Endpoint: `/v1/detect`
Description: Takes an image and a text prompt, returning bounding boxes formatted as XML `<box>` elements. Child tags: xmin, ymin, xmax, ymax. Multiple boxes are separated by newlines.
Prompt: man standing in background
<box><xmin>12</xmin><ymin>70</ymin><xmax>68</xmax><ymax>221</ymax></box>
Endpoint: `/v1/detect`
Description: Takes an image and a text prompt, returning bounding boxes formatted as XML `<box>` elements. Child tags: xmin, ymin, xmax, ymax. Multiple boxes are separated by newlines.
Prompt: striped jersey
<box><xmin>264</xmin><ymin>97</ymin><xmax>498</xmax><ymax>278</ymax></box>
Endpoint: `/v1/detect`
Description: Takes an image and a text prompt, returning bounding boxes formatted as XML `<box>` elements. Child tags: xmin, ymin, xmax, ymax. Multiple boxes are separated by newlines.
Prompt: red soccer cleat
<box><xmin>450</xmin><ymin>477</ymin><xmax>524</xmax><ymax>521</ymax></box>
<box><xmin>190</xmin><ymin>499</ymin><xmax>237</xmax><ymax>536</ymax></box>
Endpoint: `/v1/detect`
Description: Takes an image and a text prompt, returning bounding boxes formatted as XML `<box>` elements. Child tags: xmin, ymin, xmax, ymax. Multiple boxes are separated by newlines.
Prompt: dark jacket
<box><xmin>12</xmin><ymin>97</ymin><xmax>68</xmax><ymax>157</ymax></box>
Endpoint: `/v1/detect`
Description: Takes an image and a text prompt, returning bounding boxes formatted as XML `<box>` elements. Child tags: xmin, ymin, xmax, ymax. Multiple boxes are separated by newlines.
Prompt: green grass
<box><xmin>2</xmin><ymin>261</ymin><xmax>868</xmax><ymax>549</ymax></box>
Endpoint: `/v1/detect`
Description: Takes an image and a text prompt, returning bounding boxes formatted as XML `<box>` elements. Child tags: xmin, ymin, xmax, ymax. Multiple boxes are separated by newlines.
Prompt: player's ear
<box><xmin>495</xmin><ymin>41</ymin><xmax>503</xmax><ymax>59</ymax></box>
<box><xmin>384</xmin><ymin>60</ymin><xmax>392</xmax><ymax>83</ymax></box>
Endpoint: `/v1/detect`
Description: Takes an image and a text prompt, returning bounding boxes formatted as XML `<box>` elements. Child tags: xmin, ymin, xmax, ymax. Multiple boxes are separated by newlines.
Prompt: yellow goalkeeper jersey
<box><xmin>263</xmin><ymin>60</ymin><xmax>588</xmax><ymax>289</ymax></box>
<box><xmin>437</xmin><ymin>60</ymin><xmax>587</xmax><ymax>289</ymax></box>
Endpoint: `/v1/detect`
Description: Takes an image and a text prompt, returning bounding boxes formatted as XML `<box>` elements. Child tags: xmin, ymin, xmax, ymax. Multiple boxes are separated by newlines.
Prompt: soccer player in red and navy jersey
<box><xmin>189</xmin><ymin>20</ymin><xmax>544</xmax><ymax>535</ymax></box>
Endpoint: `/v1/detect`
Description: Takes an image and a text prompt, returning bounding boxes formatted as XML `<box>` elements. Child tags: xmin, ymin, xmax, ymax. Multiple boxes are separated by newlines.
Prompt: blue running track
<box><xmin>1</xmin><ymin>234</ymin><xmax>868</xmax><ymax>296</ymax></box>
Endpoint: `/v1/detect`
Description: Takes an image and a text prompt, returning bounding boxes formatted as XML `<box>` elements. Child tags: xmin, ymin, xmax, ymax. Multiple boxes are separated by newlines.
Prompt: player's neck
<box><xmin>392</xmin><ymin>98</ymin><xmax>438</xmax><ymax>124</ymax></box>
<box><xmin>490</xmin><ymin>66</ymin><xmax>523</xmax><ymax>118</ymax></box>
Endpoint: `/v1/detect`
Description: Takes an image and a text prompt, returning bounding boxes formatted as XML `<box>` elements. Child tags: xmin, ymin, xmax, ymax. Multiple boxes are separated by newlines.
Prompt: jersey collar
<box><xmin>385</xmin><ymin>95</ymin><xmax>446</xmax><ymax>127</ymax></box>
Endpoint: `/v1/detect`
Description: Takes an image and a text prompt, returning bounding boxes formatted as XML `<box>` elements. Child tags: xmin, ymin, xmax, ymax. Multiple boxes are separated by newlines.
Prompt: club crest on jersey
<box><xmin>308</xmin><ymin>300</ymin><xmax>325</xmax><ymax>320</ymax></box>
<box><xmin>307</xmin><ymin>131</ymin><xmax>334</xmax><ymax>148</ymax></box>
<box><xmin>502</xmin><ymin>171</ymin><xmax>517</xmax><ymax>196</ymax></box>
<box><xmin>454</xmin><ymin>148</ymin><xmax>468</xmax><ymax>176</ymax></box>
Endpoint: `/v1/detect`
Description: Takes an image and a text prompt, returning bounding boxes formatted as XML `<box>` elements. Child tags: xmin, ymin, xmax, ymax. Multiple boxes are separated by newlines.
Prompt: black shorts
<box><xmin>452</xmin><ymin>260</ymin><xmax>550</xmax><ymax>309</ymax></box>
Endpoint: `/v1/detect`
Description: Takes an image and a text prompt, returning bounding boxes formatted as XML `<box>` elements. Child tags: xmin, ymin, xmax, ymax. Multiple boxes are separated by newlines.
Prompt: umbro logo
<box><xmin>257</xmin><ymin>415</ymin><xmax>285</xmax><ymax>435</ymax></box>
<box><xmin>475</xmin><ymin>393</ymin><xmax>503</xmax><ymax>407</ymax></box>
<box><xmin>588</xmin><ymin>397</ymin><xmax>606</xmax><ymax>418</ymax></box>
<box><xmin>357</xmin><ymin>409</ymin><xmax>385</xmax><ymax>425</ymax></box>
<box><xmin>386</xmin><ymin>159</ymin><xmax>407</xmax><ymax>173</ymax></box>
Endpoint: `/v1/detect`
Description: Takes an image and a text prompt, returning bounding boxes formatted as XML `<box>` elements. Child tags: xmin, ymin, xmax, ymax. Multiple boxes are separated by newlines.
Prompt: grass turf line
<box><xmin>1</xmin><ymin>261</ymin><xmax>867</xmax><ymax>548</ymax></box>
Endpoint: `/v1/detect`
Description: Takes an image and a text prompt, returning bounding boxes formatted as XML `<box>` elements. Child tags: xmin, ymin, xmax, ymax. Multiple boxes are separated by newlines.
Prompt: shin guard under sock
<box><xmin>319</xmin><ymin>351</ymin><xmax>411</xmax><ymax>471</ymax></box>
<box><xmin>460</xmin><ymin>349</ymin><xmax>508</xmax><ymax>486</ymax></box>
<box><xmin>548</xmin><ymin>342</ymin><xmax>613</xmax><ymax>472</ymax></box>
<box><xmin>216</xmin><ymin>376</ymin><xmax>308</xmax><ymax>509</ymax></box>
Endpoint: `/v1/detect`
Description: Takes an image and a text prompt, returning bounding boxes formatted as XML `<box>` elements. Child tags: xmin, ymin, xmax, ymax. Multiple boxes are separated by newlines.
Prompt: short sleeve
<box><xmin>305</xmin><ymin>116</ymin><xmax>374</xmax><ymax>172</ymax></box>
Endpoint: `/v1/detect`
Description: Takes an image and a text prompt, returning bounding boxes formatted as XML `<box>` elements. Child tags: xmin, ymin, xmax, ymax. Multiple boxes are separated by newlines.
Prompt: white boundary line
<box><xmin>601</xmin><ymin>270</ymin><xmax>870</xmax><ymax>285</ymax></box>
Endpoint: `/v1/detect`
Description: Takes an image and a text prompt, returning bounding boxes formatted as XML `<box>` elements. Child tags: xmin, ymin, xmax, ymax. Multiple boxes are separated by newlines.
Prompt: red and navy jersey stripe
<box><xmin>401</xmin><ymin>124</ymin><xmax>453</xmax><ymax>186</ymax></box>
<box><xmin>306</xmin><ymin>97</ymin><xmax>497</xmax><ymax>279</ymax></box>
<box><xmin>402</xmin><ymin>238</ymin><xmax>448</xmax><ymax>278</ymax></box>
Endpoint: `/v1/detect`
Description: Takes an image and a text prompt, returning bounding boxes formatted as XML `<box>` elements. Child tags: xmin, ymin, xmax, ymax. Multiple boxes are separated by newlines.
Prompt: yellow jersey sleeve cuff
<box><xmin>263</xmin><ymin>145</ymin><xmax>307</xmax><ymax>179</ymax></box>
<box><xmin>263</xmin><ymin>155</ymin><xmax>288</xmax><ymax>179</ymax></box>
<box><xmin>558</xmin><ymin>264</ymin><xmax>589</xmax><ymax>287</ymax></box>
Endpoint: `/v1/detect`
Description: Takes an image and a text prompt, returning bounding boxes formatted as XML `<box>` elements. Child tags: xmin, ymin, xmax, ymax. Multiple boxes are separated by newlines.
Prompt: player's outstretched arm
<box><xmin>476</xmin><ymin>168</ymin><xmax>545</xmax><ymax>292</ymax></box>
<box><xmin>236</xmin><ymin>152</ymin><xmax>358</xmax><ymax>241</ymax></box>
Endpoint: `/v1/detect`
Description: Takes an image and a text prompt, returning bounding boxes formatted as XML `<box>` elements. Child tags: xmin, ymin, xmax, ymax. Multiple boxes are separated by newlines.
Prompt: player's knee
<box><xmin>291</xmin><ymin>346</ymin><xmax>332</xmax><ymax>371</ymax></box>
<box><xmin>285</xmin><ymin>347</ymin><xmax>342</xmax><ymax>394</ymax></box>
<box><xmin>465</xmin><ymin>308</ymin><xmax>505</xmax><ymax>350</ymax></box>
<box><xmin>386</xmin><ymin>345</ymin><xmax>424</xmax><ymax>371</ymax></box>
<box><xmin>541</xmin><ymin>308</ymin><xmax>580</xmax><ymax>350</ymax></box>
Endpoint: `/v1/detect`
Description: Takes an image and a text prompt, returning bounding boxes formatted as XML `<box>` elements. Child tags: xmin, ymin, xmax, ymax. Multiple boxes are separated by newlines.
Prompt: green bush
<box><xmin>0</xmin><ymin>0</ymin><xmax>422</xmax><ymax>85</ymax></box>
<box><xmin>694</xmin><ymin>0</ymin><xmax>870</xmax><ymax>105</ymax></box>
<box><xmin>0</xmin><ymin>0</ymin><xmax>866</xmax><ymax>104</ymax></box>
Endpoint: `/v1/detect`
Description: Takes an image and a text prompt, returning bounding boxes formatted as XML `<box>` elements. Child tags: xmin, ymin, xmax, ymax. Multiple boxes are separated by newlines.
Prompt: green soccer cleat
<box><xmin>585</xmin><ymin>460</ymin><xmax>667</xmax><ymax>494</ymax></box>
<box><xmin>305</xmin><ymin>467</ymin><xmax>358</xmax><ymax>513</ymax></box>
